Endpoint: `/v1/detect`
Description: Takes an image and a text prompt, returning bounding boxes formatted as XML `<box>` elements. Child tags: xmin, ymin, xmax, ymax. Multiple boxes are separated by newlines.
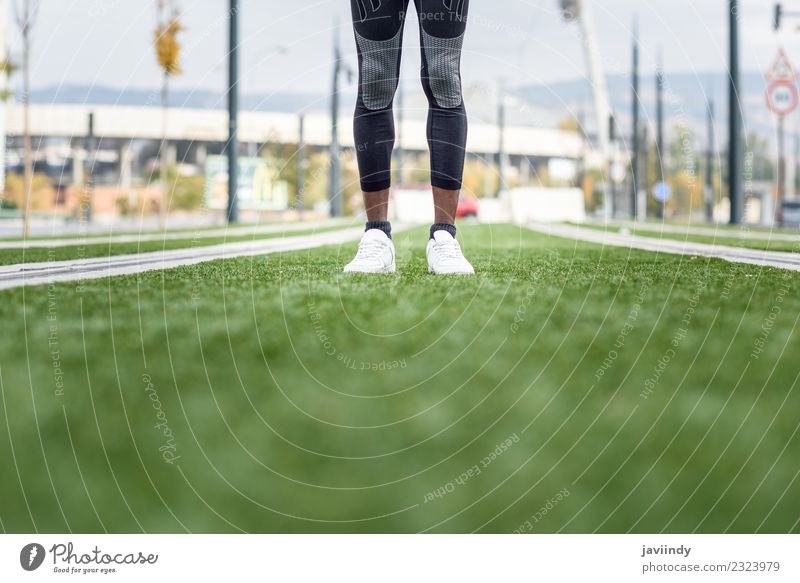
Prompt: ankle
<box><xmin>430</xmin><ymin>223</ymin><xmax>456</xmax><ymax>239</ymax></box>
<box><xmin>366</xmin><ymin>220</ymin><xmax>392</xmax><ymax>239</ymax></box>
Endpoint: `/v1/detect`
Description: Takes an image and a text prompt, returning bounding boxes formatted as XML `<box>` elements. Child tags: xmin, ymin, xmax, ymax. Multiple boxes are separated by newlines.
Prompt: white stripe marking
<box><xmin>528</xmin><ymin>222</ymin><xmax>800</xmax><ymax>272</ymax></box>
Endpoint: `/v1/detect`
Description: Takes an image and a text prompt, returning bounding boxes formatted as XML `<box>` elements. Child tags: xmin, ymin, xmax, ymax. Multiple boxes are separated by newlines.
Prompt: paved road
<box><xmin>528</xmin><ymin>222</ymin><xmax>800</xmax><ymax>272</ymax></box>
<box><xmin>0</xmin><ymin>219</ymin><xmax>349</xmax><ymax>249</ymax></box>
<box><xmin>0</xmin><ymin>227</ymin><xmax>370</xmax><ymax>290</ymax></box>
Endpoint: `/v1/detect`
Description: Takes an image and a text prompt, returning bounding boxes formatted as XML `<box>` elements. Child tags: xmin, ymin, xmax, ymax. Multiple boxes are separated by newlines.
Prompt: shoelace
<box><xmin>433</xmin><ymin>239</ymin><xmax>463</xmax><ymax>261</ymax></box>
<box><xmin>354</xmin><ymin>240</ymin><xmax>385</xmax><ymax>261</ymax></box>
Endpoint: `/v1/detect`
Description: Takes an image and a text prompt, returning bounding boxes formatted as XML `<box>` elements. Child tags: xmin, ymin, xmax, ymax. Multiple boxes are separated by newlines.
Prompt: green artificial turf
<box><xmin>0</xmin><ymin>224</ymin><xmax>349</xmax><ymax>266</ymax></box>
<box><xmin>0</xmin><ymin>224</ymin><xmax>798</xmax><ymax>533</ymax></box>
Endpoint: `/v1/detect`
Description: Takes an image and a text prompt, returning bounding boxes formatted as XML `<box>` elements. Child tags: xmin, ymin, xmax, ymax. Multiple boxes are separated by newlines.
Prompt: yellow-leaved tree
<box><xmin>154</xmin><ymin>0</ymin><xmax>183</xmax><ymax>229</ymax></box>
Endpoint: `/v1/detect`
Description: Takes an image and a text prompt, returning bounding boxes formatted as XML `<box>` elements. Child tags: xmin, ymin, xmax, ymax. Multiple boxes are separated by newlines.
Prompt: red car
<box><xmin>456</xmin><ymin>196</ymin><xmax>479</xmax><ymax>218</ymax></box>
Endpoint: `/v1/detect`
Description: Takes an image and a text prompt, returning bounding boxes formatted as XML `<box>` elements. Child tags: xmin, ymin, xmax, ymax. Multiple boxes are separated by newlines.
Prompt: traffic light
<box><xmin>774</xmin><ymin>3</ymin><xmax>783</xmax><ymax>31</ymax></box>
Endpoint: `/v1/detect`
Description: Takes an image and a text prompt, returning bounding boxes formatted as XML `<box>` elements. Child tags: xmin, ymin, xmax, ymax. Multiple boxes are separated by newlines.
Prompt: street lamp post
<box><xmin>227</xmin><ymin>0</ymin><xmax>239</xmax><ymax>224</ymax></box>
<box><xmin>297</xmin><ymin>113</ymin><xmax>305</xmax><ymax>216</ymax></box>
<box><xmin>396</xmin><ymin>79</ymin><xmax>404</xmax><ymax>187</ymax></box>
<box><xmin>773</xmin><ymin>3</ymin><xmax>800</xmax><ymax>31</ymax></box>
<box><xmin>728</xmin><ymin>0</ymin><xmax>743</xmax><ymax>225</ymax></box>
<box><xmin>497</xmin><ymin>82</ymin><xmax>506</xmax><ymax>197</ymax></box>
<box><xmin>641</xmin><ymin>124</ymin><xmax>649</xmax><ymax>218</ymax></box>
<box><xmin>84</xmin><ymin>112</ymin><xmax>95</xmax><ymax>223</ymax></box>
<box><xmin>630</xmin><ymin>17</ymin><xmax>640</xmax><ymax>219</ymax></box>
<box><xmin>705</xmin><ymin>99</ymin><xmax>715</xmax><ymax>223</ymax></box>
<box><xmin>329</xmin><ymin>23</ymin><xmax>346</xmax><ymax>218</ymax></box>
<box><xmin>656</xmin><ymin>56</ymin><xmax>665</xmax><ymax>219</ymax></box>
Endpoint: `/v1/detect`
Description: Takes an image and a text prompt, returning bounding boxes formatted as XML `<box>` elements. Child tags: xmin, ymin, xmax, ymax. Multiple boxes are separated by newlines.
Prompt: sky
<box><xmin>5</xmin><ymin>0</ymin><xmax>800</xmax><ymax>96</ymax></box>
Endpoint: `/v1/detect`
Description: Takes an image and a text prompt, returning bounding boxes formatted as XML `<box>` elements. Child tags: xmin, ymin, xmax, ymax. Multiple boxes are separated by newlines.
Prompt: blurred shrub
<box><xmin>3</xmin><ymin>172</ymin><xmax>54</xmax><ymax>210</ymax></box>
<box><xmin>170</xmin><ymin>175</ymin><xmax>205</xmax><ymax>210</ymax></box>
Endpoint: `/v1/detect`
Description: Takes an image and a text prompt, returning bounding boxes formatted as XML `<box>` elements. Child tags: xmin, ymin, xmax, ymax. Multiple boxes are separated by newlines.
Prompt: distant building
<box><xmin>3</xmin><ymin>103</ymin><xmax>591</xmax><ymax>216</ymax></box>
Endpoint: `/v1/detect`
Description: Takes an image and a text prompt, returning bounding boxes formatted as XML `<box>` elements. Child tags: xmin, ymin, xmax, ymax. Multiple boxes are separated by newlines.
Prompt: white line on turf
<box><xmin>598</xmin><ymin>220</ymin><xmax>800</xmax><ymax>242</ymax></box>
<box><xmin>0</xmin><ymin>219</ymin><xmax>349</xmax><ymax>249</ymax></box>
<box><xmin>0</xmin><ymin>226</ymin><xmax>389</xmax><ymax>290</ymax></box>
<box><xmin>528</xmin><ymin>222</ymin><xmax>800</xmax><ymax>272</ymax></box>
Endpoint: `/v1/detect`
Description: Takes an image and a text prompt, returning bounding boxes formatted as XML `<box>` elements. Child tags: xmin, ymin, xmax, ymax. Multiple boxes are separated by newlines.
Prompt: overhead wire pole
<box><xmin>608</xmin><ymin>114</ymin><xmax>617</xmax><ymax>213</ymax></box>
<box><xmin>85</xmin><ymin>112</ymin><xmax>95</xmax><ymax>224</ymax></box>
<box><xmin>630</xmin><ymin>16</ymin><xmax>640</xmax><ymax>219</ymax></box>
<box><xmin>656</xmin><ymin>53</ymin><xmax>665</xmax><ymax>219</ymax></box>
<box><xmin>497</xmin><ymin>80</ymin><xmax>506</xmax><ymax>196</ymax></box>
<box><xmin>641</xmin><ymin>124</ymin><xmax>649</xmax><ymax>216</ymax></box>
<box><xmin>0</xmin><ymin>0</ymin><xmax>8</xmax><ymax>198</ymax></box>
<box><xmin>795</xmin><ymin>125</ymin><xmax>799</xmax><ymax>196</ymax></box>
<box><xmin>15</xmin><ymin>0</ymin><xmax>39</xmax><ymax>238</ymax></box>
<box><xmin>329</xmin><ymin>20</ymin><xmax>344</xmax><ymax>218</ymax></box>
<box><xmin>297</xmin><ymin>113</ymin><xmax>305</xmax><ymax>217</ymax></box>
<box><xmin>728</xmin><ymin>0</ymin><xmax>743</xmax><ymax>225</ymax></box>
<box><xmin>227</xmin><ymin>0</ymin><xmax>239</xmax><ymax>224</ymax></box>
<box><xmin>395</xmin><ymin>76</ymin><xmax>404</xmax><ymax>186</ymax></box>
<box><xmin>577</xmin><ymin>98</ymin><xmax>587</xmax><ymax>188</ymax></box>
<box><xmin>705</xmin><ymin>98</ymin><xmax>715</xmax><ymax>223</ymax></box>
<box><xmin>778</xmin><ymin>105</ymin><xmax>787</xmax><ymax>216</ymax></box>
<box><xmin>773</xmin><ymin>4</ymin><xmax>800</xmax><ymax>33</ymax></box>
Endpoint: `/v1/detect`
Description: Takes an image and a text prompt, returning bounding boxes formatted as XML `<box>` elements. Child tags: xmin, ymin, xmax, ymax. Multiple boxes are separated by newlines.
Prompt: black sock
<box><xmin>366</xmin><ymin>220</ymin><xmax>392</xmax><ymax>239</ymax></box>
<box><xmin>430</xmin><ymin>223</ymin><xmax>457</xmax><ymax>239</ymax></box>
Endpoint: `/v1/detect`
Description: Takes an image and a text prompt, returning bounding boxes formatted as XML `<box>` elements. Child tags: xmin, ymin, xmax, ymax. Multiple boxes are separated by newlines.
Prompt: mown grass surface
<box><xmin>0</xmin><ymin>224</ymin><xmax>798</xmax><ymax>533</ymax></box>
<box><xmin>0</xmin><ymin>225</ymin><xmax>348</xmax><ymax>266</ymax></box>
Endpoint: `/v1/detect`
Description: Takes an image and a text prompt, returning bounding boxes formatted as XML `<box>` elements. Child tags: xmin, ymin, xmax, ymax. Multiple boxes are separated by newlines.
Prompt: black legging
<box><xmin>349</xmin><ymin>0</ymin><xmax>469</xmax><ymax>193</ymax></box>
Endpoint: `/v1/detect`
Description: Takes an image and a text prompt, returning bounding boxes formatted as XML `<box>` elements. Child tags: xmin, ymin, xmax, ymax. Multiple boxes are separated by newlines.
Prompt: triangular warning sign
<box><xmin>766</xmin><ymin>48</ymin><xmax>797</xmax><ymax>82</ymax></box>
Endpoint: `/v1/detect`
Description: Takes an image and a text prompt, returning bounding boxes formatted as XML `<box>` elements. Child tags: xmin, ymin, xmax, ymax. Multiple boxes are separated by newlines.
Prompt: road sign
<box><xmin>766</xmin><ymin>80</ymin><xmax>799</xmax><ymax>116</ymax></box>
<box><xmin>766</xmin><ymin>48</ymin><xmax>797</xmax><ymax>82</ymax></box>
<box><xmin>653</xmin><ymin>181</ymin><xmax>672</xmax><ymax>202</ymax></box>
<box><xmin>205</xmin><ymin>155</ymin><xmax>289</xmax><ymax>211</ymax></box>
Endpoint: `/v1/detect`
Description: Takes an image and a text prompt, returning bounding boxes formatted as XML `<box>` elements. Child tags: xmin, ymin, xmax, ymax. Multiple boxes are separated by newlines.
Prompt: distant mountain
<box><xmin>516</xmin><ymin>71</ymin><xmax>775</xmax><ymax>140</ymax></box>
<box><xmin>518</xmin><ymin>71</ymin><xmax>766</xmax><ymax>114</ymax></box>
<box><xmin>24</xmin><ymin>83</ymin><xmax>557</xmax><ymax>127</ymax></box>
<box><xmin>25</xmin><ymin>71</ymin><xmax>779</xmax><ymax>140</ymax></box>
<box><xmin>27</xmin><ymin>84</ymin><xmax>328</xmax><ymax>114</ymax></box>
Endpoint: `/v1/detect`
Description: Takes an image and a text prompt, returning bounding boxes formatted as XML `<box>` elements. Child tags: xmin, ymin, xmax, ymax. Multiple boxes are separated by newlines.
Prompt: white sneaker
<box><xmin>343</xmin><ymin>229</ymin><xmax>396</xmax><ymax>273</ymax></box>
<box><xmin>426</xmin><ymin>230</ymin><xmax>475</xmax><ymax>275</ymax></box>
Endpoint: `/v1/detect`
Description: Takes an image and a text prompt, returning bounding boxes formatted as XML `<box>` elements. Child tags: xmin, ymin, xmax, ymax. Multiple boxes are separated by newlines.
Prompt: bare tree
<box><xmin>154</xmin><ymin>0</ymin><xmax>183</xmax><ymax>230</ymax></box>
<box><xmin>13</xmin><ymin>0</ymin><xmax>39</xmax><ymax>238</ymax></box>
